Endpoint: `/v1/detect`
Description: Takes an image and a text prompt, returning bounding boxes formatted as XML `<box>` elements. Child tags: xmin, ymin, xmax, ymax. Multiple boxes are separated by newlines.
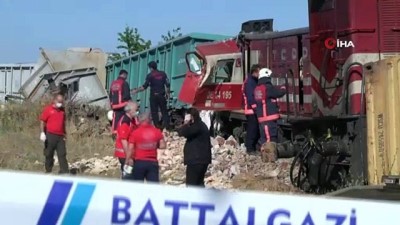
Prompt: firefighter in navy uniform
<box><xmin>253</xmin><ymin>68</ymin><xmax>286</xmax><ymax>161</ymax></box>
<box><xmin>132</xmin><ymin>61</ymin><xmax>171</xmax><ymax>130</ymax></box>
<box><xmin>109</xmin><ymin>69</ymin><xmax>132</xmax><ymax>136</ymax></box>
<box><xmin>242</xmin><ymin>64</ymin><xmax>261</xmax><ymax>154</ymax></box>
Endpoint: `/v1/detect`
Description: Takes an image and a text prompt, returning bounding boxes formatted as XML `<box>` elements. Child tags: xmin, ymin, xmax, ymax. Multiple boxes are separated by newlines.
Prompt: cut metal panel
<box><xmin>0</xmin><ymin>63</ymin><xmax>35</xmax><ymax>102</ymax></box>
<box><xmin>365</xmin><ymin>57</ymin><xmax>400</xmax><ymax>185</ymax></box>
<box><xmin>33</xmin><ymin>67</ymin><xmax>109</xmax><ymax>108</ymax></box>
<box><xmin>20</xmin><ymin>48</ymin><xmax>108</xmax><ymax>99</ymax></box>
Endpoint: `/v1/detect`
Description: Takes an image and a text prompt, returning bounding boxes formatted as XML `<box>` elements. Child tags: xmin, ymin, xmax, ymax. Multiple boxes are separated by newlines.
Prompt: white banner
<box><xmin>0</xmin><ymin>171</ymin><xmax>397</xmax><ymax>225</ymax></box>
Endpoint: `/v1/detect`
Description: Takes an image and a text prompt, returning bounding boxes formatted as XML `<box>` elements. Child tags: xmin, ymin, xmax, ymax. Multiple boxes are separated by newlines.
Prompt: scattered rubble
<box><xmin>66</xmin><ymin>131</ymin><xmax>299</xmax><ymax>193</ymax></box>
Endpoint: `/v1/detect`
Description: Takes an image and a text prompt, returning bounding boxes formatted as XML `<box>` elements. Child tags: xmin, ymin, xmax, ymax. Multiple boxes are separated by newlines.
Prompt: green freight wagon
<box><xmin>105</xmin><ymin>33</ymin><xmax>231</xmax><ymax>112</ymax></box>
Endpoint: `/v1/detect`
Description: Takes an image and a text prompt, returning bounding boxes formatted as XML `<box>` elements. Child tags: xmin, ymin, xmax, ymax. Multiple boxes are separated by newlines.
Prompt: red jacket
<box><xmin>40</xmin><ymin>104</ymin><xmax>66</xmax><ymax>136</ymax></box>
<box><xmin>114</xmin><ymin>114</ymin><xmax>137</xmax><ymax>158</ymax></box>
<box><xmin>128</xmin><ymin>123</ymin><xmax>163</xmax><ymax>162</ymax></box>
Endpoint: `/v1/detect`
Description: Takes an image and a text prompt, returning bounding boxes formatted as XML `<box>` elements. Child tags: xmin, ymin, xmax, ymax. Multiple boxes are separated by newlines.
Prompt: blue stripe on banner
<box><xmin>61</xmin><ymin>183</ymin><xmax>96</xmax><ymax>225</ymax></box>
<box><xmin>37</xmin><ymin>181</ymin><xmax>73</xmax><ymax>225</ymax></box>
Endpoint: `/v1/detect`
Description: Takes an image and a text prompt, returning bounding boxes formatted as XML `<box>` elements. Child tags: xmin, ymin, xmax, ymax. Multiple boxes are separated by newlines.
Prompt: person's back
<box><xmin>109</xmin><ymin>71</ymin><xmax>131</xmax><ymax>110</ymax></box>
<box><xmin>254</xmin><ymin>77</ymin><xmax>285</xmax><ymax>121</ymax></box>
<box><xmin>132</xmin><ymin>61</ymin><xmax>171</xmax><ymax>129</ymax></box>
<box><xmin>146</xmin><ymin>70</ymin><xmax>169</xmax><ymax>95</ymax></box>
<box><xmin>131</xmin><ymin>124</ymin><xmax>162</xmax><ymax>162</ymax></box>
<box><xmin>109</xmin><ymin>70</ymin><xmax>131</xmax><ymax>134</ymax></box>
<box><xmin>253</xmin><ymin>68</ymin><xmax>286</xmax><ymax>161</ymax></box>
<box><xmin>128</xmin><ymin>113</ymin><xmax>165</xmax><ymax>182</ymax></box>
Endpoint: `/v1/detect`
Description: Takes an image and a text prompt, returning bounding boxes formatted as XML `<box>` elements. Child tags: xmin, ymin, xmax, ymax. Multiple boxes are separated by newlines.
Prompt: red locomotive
<box><xmin>179</xmin><ymin>0</ymin><xmax>400</xmax><ymax>193</ymax></box>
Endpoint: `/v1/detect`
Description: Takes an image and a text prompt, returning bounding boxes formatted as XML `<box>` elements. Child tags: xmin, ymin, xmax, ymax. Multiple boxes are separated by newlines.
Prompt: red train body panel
<box><xmin>179</xmin><ymin>0</ymin><xmax>400</xmax><ymax>120</ymax></box>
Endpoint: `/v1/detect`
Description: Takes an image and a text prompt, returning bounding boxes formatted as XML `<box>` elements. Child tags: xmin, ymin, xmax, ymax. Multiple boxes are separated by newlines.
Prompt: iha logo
<box><xmin>324</xmin><ymin>37</ymin><xmax>355</xmax><ymax>49</ymax></box>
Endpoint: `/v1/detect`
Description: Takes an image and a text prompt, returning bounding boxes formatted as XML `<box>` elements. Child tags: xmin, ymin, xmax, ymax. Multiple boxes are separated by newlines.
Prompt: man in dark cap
<box><xmin>132</xmin><ymin>61</ymin><xmax>171</xmax><ymax>130</ymax></box>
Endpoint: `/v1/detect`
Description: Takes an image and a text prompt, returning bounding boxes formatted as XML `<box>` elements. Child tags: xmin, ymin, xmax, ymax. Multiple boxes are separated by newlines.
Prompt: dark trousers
<box><xmin>112</xmin><ymin>109</ymin><xmax>125</xmax><ymax>133</ymax></box>
<box><xmin>118</xmin><ymin>157</ymin><xmax>125</xmax><ymax>172</ymax></box>
<box><xmin>186</xmin><ymin>164</ymin><xmax>208</xmax><ymax>187</ymax></box>
<box><xmin>259</xmin><ymin>120</ymin><xmax>278</xmax><ymax>144</ymax></box>
<box><xmin>149</xmin><ymin>93</ymin><xmax>169</xmax><ymax>129</ymax></box>
<box><xmin>118</xmin><ymin>157</ymin><xmax>134</xmax><ymax>180</ymax></box>
<box><xmin>132</xmin><ymin>160</ymin><xmax>159</xmax><ymax>182</ymax></box>
<box><xmin>44</xmin><ymin>133</ymin><xmax>69</xmax><ymax>174</ymax></box>
<box><xmin>245</xmin><ymin>114</ymin><xmax>260</xmax><ymax>152</ymax></box>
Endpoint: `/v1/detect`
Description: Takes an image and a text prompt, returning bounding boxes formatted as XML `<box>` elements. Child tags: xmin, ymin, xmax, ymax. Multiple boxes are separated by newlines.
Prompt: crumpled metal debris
<box><xmin>69</xmin><ymin>132</ymin><xmax>298</xmax><ymax>192</ymax></box>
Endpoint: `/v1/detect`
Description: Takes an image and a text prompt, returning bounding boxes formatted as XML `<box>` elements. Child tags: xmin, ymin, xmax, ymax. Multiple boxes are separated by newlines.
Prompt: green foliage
<box><xmin>161</xmin><ymin>27</ymin><xmax>183</xmax><ymax>42</ymax></box>
<box><xmin>117</xmin><ymin>26</ymin><xmax>152</xmax><ymax>54</ymax></box>
<box><xmin>108</xmin><ymin>26</ymin><xmax>183</xmax><ymax>62</ymax></box>
<box><xmin>108</xmin><ymin>53</ymin><xmax>123</xmax><ymax>62</ymax></box>
<box><xmin>108</xmin><ymin>26</ymin><xmax>152</xmax><ymax>62</ymax></box>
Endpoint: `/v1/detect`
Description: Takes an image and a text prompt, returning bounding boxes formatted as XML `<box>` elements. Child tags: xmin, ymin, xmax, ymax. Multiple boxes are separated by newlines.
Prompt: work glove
<box><xmin>123</xmin><ymin>165</ymin><xmax>133</xmax><ymax>174</ymax></box>
<box><xmin>40</xmin><ymin>132</ymin><xmax>46</xmax><ymax>142</ymax></box>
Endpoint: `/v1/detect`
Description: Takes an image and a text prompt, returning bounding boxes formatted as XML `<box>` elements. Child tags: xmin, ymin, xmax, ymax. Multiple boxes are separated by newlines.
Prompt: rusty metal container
<box><xmin>364</xmin><ymin>57</ymin><xmax>400</xmax><ymax>185</ymax></box>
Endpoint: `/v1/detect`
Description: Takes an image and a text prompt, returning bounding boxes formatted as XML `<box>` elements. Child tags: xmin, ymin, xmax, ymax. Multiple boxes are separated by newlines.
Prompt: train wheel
<box><xmin>289</xmin><ymin>150</ymin><xmax>310</xmax><ymax>192</ymax></box>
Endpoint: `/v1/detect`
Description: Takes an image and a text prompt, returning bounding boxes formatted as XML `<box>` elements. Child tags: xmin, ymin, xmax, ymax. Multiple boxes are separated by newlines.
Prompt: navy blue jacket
<box><xmin>109</xmin><ymin>77</ymin><xmax>131</xmax><ymax>109</ymax></box>
<box><xmin>242</xmin><ymin>75</ymin><xmax>258</xmax><ymax>110</ymax></box>
<box><xmin>253</xmin><ymin>77</ymin><xmax>286</xmax><ymax>122</ymax></box>
<box><xmin>142</xmin><ymin>70</ymin><xmax>171</xmax><ymax>95</ymax></box>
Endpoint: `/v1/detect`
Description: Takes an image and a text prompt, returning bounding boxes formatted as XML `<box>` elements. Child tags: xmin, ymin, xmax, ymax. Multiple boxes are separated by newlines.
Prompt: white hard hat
<box><xmin>259</xmin><ymin>68</ymin><xmax>272</xmax><ymax>78</ymax></box>
<box><xmin>107</xmin><ymin>110</ymin><xmax>114</xmax><ymax>121</ymax></box>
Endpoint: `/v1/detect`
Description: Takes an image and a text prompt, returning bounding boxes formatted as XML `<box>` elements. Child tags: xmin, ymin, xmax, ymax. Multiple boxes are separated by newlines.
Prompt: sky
<box><xmin>0</xmin><ymin>0</ymin><xmax>309</xmax><ymax>63</ymax></box>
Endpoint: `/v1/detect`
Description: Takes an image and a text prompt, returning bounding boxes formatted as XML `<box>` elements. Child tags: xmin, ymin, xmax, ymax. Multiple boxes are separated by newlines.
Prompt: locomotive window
<box><xmin>186</xmin><ymin>53</ymin><xmax>203</xmax><ymax>75</ymax></box>
<box><xmin>212</xmin><ymin>59</ymin><xmax>234</xmax><ymax>83</ymax></box>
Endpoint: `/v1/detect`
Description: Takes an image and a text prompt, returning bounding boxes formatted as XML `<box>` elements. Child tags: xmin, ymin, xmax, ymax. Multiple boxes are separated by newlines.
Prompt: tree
<box><xmin>108</xmin><ymin>26</ymin><xmax>151</xmax><ymax>61</ymax></box>
<box><xmin>161</xmin><ymin>27</ymin><xmax>183</xmax><ymax>42</ymax></box>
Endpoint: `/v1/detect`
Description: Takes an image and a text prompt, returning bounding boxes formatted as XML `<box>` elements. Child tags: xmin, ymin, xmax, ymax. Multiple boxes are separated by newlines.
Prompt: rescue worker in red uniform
<box><xmin>242</xmin><ymin>64</ymin><xmax>261</xmax><ymax>154</ymax></box>
<box><xmin>126</xmin><ymin>112</ymin><xmax>166</xmax><ymax>182</ymax></box>
<box><xmin>109</xmin><ymin>69</ymin><xmax>132</xmax><ymax>135</ymax></box>
<box><xmin>253</xmin><ymin>68</ymin><xmax>286</xmax><ymax>145</ymax></box>
<box><xmin>132</xmin><ymin>61</ymin><xmax>171</xmax><ymax>130</ymax></box>
<box><xmin>114</xmin><ymin>102</ymin><xmax>138</xmax><ymax>179</ymax></box>
<box><xmin>39</xmin><ymin>93</ymin><xmax>69</xmax><ymax>174</ymax></box>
